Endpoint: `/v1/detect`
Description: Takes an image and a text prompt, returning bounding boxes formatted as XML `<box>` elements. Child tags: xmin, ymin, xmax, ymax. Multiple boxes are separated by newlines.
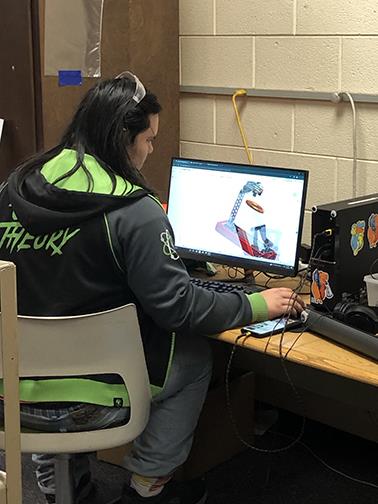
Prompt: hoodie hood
<box><xmin>7</xmin><ymin>149</ymin><xmax>149</xmax><ymax>235</ymax></box>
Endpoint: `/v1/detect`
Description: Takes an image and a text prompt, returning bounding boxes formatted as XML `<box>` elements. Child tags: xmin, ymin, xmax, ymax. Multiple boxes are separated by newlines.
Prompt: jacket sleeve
<box><xmin>107</xmin><ymin>196</ymin><xmax>253</xmax><ymax>335</ymax></box>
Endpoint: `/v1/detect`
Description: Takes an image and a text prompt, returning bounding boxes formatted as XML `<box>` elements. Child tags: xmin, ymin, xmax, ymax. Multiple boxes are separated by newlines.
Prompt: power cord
<box><xmin>220</xmin><ymin>265</ymin><xmax>267</xmax><ymax>290</ymax></box>
<box><xmin>225</xmin><ymin>334</ymin><xmax>306</xmax><ymax>454</ymax></box>
<box><xmin>273</xmin><ymin>430</ymin><xmax>378</xmax><ymax>490</ymax></box>
<box><xmin>222</xmin><ymin>265</ymin><xmax>247</xmax><ymax>280</ymax></box>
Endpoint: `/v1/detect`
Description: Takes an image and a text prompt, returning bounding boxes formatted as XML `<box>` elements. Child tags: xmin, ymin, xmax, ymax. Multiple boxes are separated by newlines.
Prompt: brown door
<box><xmin>0</xmin><ymin>0</ymin><xmax>41</xmax><ymax>180</ymax></box>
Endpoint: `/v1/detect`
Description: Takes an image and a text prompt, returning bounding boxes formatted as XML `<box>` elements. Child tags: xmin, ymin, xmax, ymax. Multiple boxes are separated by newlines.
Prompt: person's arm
<box><xmin>108</xmin><ymin>197</ymin><xmax>252</xmax><ymax>334</ymax></box>
<box><xmin>108</xmin><ymin>197</ymin><xmax>304</xmax><ymax>334</ymax></box>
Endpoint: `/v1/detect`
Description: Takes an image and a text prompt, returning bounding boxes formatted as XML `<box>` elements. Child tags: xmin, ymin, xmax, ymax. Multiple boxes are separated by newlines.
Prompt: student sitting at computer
<box><xmin>0</xmin><ymin>72</ymin><xmax>305</xmax><ymax>504</ymax></box>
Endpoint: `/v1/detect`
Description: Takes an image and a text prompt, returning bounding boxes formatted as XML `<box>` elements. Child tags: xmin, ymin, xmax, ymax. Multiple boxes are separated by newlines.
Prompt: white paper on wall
<box><xmin>0</xmin><ymin>119</ymin><xmax>4</xmax><ymax>144</ymax></box>
<box><xmin>44</xmin><ymin>0</ymin><xmax>104</xmax><ymax>78</ymax></box>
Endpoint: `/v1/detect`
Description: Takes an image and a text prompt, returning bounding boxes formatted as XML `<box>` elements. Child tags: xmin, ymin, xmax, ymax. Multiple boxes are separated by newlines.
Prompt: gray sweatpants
<box><xmin>22</xmin><ymin>333</ymin><xmax>213</xmax><ymax>497</ymax></box>
<box><xmin>123</xmin><ymin>332</ymin><xmax>213</xmax><ymax>476</ymax></box>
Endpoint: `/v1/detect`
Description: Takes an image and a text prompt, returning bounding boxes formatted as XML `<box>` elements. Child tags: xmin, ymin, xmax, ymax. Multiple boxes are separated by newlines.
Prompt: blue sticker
<box><xmin>58</xmin><ymin>70</ymin><xmax>82</xmax><ymax>87</ymax></box>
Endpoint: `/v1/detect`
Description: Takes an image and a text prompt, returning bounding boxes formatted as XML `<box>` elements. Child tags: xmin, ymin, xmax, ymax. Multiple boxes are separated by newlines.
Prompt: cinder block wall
<box><xmin>179</xmin><ymin>0</ymin><xmax>378</xmax><ymax>243</ymax></box>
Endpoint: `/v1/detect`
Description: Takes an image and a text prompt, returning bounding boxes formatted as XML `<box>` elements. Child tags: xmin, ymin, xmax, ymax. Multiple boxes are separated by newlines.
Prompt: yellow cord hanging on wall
<box><xmin>232</xmin><ymin>89</ymin><xmax>253</xmax><ymax>165</ymax></box>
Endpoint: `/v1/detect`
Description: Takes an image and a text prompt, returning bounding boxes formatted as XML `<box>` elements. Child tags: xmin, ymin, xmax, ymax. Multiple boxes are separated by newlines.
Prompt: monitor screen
<box><xmin>167</xmin><ymin>157</ymin><xmax>308</xmax><ymax>277</ymax></box>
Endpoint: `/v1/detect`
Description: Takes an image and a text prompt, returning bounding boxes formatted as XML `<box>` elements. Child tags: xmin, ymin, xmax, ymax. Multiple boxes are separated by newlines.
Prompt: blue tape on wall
<box><xmin>58</xmin><ymin>70</ymin><xmax>82</xmax><ymax>86</ymax></box>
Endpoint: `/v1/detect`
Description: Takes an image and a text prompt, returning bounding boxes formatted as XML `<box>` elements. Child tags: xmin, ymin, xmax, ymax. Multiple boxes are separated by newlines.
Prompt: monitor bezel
<box><xmin>167</xmin><ymin>157</ymin><xmax>309</xmax><ymax>277</ymax></box>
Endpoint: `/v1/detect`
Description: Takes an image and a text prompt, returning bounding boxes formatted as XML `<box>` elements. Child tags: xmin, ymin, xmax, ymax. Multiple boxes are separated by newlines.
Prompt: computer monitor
<box><xmin>167</xmin><ymin>157</ymin><xmax>309</xmax><ymax>277</ymax></box>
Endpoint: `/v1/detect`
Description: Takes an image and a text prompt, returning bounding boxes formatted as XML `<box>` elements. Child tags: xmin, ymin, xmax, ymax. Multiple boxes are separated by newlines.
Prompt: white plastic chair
<box><xmin>0</xmin><ymin>292</ymin><xmax>151</xmax><ymax>504</ymax></box>
<box><xmin>0</xmin><ymin>261</ymin><xmax>20</xmax><ymax>504</ymax></box>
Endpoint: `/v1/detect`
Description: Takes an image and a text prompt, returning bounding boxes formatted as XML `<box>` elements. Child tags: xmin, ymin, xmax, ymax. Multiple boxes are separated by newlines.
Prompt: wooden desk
<box><xmin>210</xmin><ymin>271</ymin><xmax>378</xmax><ymax>442</ymax></box>
<box><xmin>213</xmin><ymin>325</ymin><xmax>378</xmax><ymax>442</ymax></box>
<box><xmin>215</xmin><ymin>326</ymin><xmax>378</xmax><ymax>388</ymax></box>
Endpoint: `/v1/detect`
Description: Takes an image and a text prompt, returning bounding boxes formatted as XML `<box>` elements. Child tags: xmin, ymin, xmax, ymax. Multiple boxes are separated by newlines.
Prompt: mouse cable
<box><xmin>224</xmin><ymin>333</ymin><xmax>306</xmax><ymax>454</ymax></box>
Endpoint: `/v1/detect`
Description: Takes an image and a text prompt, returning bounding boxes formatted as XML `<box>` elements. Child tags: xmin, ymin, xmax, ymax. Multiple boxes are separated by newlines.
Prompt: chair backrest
<box><xmin>0</xmin><ymin>260</ymin><xmax>21</xmax><ymax>504</ymax></box>
<box><xmin>0</xmin><ymin>303</ymin><xmax>151</xmax><ymax>454</ymax></box>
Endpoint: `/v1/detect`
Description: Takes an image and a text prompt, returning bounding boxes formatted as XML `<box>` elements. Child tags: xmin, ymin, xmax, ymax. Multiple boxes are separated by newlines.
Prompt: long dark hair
<box><xmin>16</xmin><ymin>76</ymin><xmax>162</xmax><ymax>193</ymax></box>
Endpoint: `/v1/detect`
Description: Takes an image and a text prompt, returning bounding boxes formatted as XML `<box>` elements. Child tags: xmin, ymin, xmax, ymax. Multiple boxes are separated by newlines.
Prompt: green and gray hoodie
<box><xmin>0</xmin><ymin>149</ymin><xmax>267</xmax><ymax>406</ymax></box>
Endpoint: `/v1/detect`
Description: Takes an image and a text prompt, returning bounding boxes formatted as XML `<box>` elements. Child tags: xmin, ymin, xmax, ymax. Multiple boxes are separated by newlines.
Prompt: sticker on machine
<box><xmin>311</xmin><ymin>269</ymin><xmax>334</xmax><ymax>305</ymax></box>
<box><xmin>350</xmin><ymin>220</ymin><xmax>365</xmax><ymax>256</ymax></box>
<box><xmin>367</xmin><ymin>213</ymin><xmax>378</xmax><ymax>249</ymax></box>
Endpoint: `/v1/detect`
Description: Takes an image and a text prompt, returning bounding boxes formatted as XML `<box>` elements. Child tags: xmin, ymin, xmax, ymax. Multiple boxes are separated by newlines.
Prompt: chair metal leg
<box><xmin>54</xmin><ymin>454</ymin><xmax>75</xmax><ymax>504</ymax></box>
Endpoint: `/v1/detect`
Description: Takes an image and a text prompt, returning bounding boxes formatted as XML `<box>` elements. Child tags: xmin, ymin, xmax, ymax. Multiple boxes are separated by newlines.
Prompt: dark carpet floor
<box><xmin>2</xmin><ymin>408</ymin><xmax>378</xmax><ymax>503</ymax></box>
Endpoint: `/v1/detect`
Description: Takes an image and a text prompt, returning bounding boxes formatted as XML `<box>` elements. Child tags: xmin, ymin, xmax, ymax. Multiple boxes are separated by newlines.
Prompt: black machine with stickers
<box><xmin>310</xmin><ymin>194</ymin><xmax>378</xmax><ymax>313</ymax></box>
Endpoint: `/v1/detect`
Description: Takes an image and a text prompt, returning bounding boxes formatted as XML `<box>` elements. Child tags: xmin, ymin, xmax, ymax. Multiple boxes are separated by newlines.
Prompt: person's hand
<box><xmin>260</xmin><ymin>287</ymin><xmax>306</xmax><ymax>319</ymax></box>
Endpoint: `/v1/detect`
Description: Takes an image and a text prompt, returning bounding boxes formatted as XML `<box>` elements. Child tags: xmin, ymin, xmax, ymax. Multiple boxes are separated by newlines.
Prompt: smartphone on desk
<box><xmin>241</xmin><ymin>317</ymin><xmax>303</xmax><ymax>338</ymax></box>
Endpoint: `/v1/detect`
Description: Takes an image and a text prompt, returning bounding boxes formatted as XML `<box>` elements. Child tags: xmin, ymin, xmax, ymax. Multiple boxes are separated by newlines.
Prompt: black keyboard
<box><xmin>190</xmin><ymin>277</ymin><xmax>264</xmax><ymax>295</ymax></box>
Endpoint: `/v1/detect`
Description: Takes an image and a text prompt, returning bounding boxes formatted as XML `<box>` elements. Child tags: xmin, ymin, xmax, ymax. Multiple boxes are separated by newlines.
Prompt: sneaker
<box><xmin>121</xmin><ymin>478</ymin><xmax>208</xmax><ymax>504</ymax></box>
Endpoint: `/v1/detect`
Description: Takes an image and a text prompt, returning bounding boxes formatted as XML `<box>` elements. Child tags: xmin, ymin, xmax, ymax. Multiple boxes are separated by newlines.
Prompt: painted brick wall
<box><xmin>179</xmin><ymin>0</ymin><xmax>378</xmax><ymax>244</ymax></box>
